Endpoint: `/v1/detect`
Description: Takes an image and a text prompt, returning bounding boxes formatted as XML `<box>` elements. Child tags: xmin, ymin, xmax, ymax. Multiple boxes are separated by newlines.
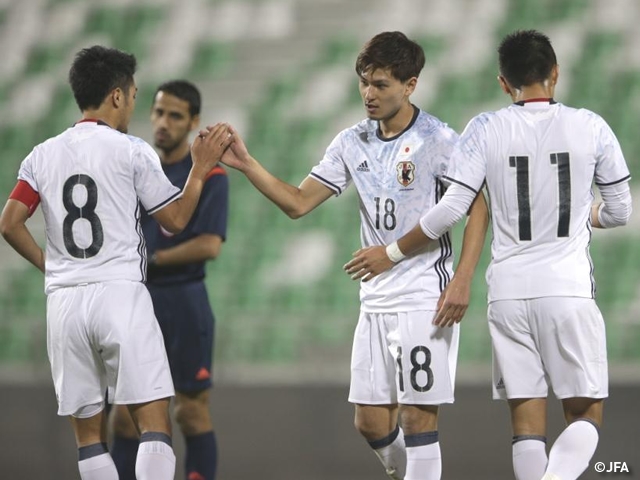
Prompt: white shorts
<box><xmin>488</xmin><ymin>297</ymin><xmax>608</xmax><ymax>400</ymax></box>
<box><xmin>348</xmin><ymin>310</ymin><xmax>459</xmax><ymax>405</ymax></box>
<box><xmin>47</xmin><ymin>281</ymin><xmax>175</xmax><ymax>417</ymax></box>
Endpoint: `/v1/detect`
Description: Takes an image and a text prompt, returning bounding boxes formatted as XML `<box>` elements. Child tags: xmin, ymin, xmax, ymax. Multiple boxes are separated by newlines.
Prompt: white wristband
<box><xmin>385</xmin><ymin>241</ymin><xmax>406</xmax><ymax>264</ymax></box>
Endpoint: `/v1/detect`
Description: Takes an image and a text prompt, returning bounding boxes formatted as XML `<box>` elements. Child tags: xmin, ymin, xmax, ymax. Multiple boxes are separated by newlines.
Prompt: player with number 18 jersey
<box><xmin>311</xmin><ymin>106</ymin><xmax>458</xmax><ymax>312</ymax></box>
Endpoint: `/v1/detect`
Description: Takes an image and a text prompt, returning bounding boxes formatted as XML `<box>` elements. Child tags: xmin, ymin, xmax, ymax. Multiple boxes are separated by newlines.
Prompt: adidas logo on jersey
<box><xmin>496</xmin><ymin>377</ymin><xmax>505</xmax><ymax>389</ymax></box>
<box><xmin>357</xmin><ymin>161</ymin><xmax>370</xmax><ymax>172</ymax></box>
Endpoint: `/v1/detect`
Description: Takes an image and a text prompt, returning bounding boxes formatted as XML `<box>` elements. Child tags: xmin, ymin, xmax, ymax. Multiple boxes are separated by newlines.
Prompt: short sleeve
<box><xmin>429</xmin><ymin>124</ymin><xmax>459</xmax><ymax>181</ymax></box>
<box><xmin>443</xmin><ymin>114</ymin><xmax>489</xmax><ymax>193</ymax></box>
<box><xmin>132</xmin><ymin>140</ymin><xmax>181</xmax><ymax>214</ymax></box>
<box><xmin>17</xmin><ymin>148</ymin><xmax>39</xmax><ymax>192</ymax></box>
<box><xmin>190</xmin><ymin>167</ymin><xmax>229</xmax><ymax>239</ymax></box>
<box><xmin>593</xmin><ymin>115</ymin><xmax>631</xmax><ymax>187</ymax></box>
<box><xmin>309</xmin><ymin>131</ymin><xmax>352</xmax><ymax>196</ymax></box>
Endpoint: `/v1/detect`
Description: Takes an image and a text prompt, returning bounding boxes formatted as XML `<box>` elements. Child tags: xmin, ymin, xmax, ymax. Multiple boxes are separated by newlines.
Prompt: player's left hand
<box><xmin>433</xmin><ymin>275</ymin><xmax>470</xmax><ymax>327</ymax></box>
<box><xmin>344</xmin><ymin>246</ymin><xmax>394</xmax><ymax>282</ymax></box>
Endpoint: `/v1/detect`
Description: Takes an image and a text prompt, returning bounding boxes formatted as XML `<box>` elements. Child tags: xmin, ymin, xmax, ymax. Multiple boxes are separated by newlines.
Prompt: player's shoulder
<box><xmin>565</xmin><ymin>104</ymin><xmax>606</xmax><ymax>123</ymax></box>
<box><xmin>339</xmin><ymin>117</ymin><xmax>378</xmax><ymax>143</ymax></box>
<box><xmin>119</xmin><ymin>134</ymin><xmax>160</xmax><ymax>161</ymax></box>
<box><xmin>414</xmin><ymin>108</ymin><xmax>459</xmax><ymax>141</ymax></box>
<box><xmin>461</xmin><ymin>110</ymin><xmax>498</xmax><ymax>136</ymax></box>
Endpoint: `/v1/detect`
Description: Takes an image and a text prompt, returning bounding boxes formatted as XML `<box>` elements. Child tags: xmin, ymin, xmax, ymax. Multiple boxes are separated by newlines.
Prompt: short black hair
<box><xmin>498</xmin><ymin>30</ymin><xmax>557</xmax><ymax>89</ymax></box>
<box><xmin>68</xmin><ymin>45</ymin><xmax>137</xmax><ymax>111</ymax></box>
<box><xmin>355</xmin><ymin>31</ymin><xmax>425</xmax><ymax>82</ymax></box>
<box><xmin>154</xmin><ymin>80</ymin><xmax>201</xmax><ymax>117</ymax></box>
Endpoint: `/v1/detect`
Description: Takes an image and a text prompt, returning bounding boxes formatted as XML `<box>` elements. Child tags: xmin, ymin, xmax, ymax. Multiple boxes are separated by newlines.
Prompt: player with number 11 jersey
<box><xmin>447</xmin><ymin>100</ymin><xmax>630</xmax><ymax>301</ymax></box>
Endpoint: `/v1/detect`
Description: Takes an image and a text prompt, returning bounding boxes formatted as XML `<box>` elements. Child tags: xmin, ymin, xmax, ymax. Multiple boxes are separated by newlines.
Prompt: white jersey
<box><xmin>18</xmin><ymin>121</ymin><xmax>181</xmax><ymax>294</ymax></box>
<box><xmin>311</xmin><ymin>107</ymin><xmax>459</xmax><ymax>312</ymax></box>
<box><xmin>447</xmin><ymin>100</ymin><xmax>631</xmax><ymax>301</ymax></box>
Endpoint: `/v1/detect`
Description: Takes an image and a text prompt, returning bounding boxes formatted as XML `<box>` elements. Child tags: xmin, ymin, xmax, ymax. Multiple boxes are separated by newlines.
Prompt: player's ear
<box><xmin>550</xmin><ymin>64</ymin><xmax>559</xmax><ymax>86</ymax></box>
<box><xmin>497</xmin><ymin>75</ymin><xmax>511</xmax><ymax>95</ymax></box>
<box><xmin>190</xmin><ymin>114</ymin><xmax>201</xmax><ymax>131</ymax></box>
<box><xmin>111</xmin><ymin>88</ymin><xmax>124</xmax><ymax>108</ymax></box>
<box><xmin>405</xmin><ymin>77</ymin><xmax>418</xmax><ymax>96</ymax></box>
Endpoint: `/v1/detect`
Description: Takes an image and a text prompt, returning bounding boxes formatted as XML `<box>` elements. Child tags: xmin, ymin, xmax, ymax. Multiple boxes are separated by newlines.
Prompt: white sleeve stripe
<box><xmin>442</xmin><ymin>176</ymin><xmax>478</xmax><ymax>193</ymax></box>
<box><xmin>595</xmin><ymin>174</ymin><xmax>631</xmax><ymax>187</ymax></box>
<box><xmin>309</xmin><ymin>172</ymin><xmax>342</xmax><ymax>195</ymax></box>
<box><xmin>146</xmin><ymin>190</ymin><xmax>182</xmax><ymax>214</ymax></box>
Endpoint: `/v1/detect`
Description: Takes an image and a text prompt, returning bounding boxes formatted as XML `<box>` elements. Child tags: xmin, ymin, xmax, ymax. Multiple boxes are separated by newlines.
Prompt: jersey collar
<box><xmin>513</xmin><ymin>98</ymin><xmax>557</xmax><ymax>106</ymax></box>
<box><xmin>376</xmin><ymin>104</ymin><xmax>420</xmax><ymax>142</ymax></box>
<box><xmin>75</xmin><ymin>118</ymin><xmax>112</xmax><ymax>127</ymax></box>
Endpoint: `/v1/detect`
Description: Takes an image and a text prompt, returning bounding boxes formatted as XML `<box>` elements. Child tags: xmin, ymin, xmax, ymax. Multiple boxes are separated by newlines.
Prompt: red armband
<box><xmin>9</xmin><ymin>180</ymin><xmax>40</xmax><ymax>217</ymax></box>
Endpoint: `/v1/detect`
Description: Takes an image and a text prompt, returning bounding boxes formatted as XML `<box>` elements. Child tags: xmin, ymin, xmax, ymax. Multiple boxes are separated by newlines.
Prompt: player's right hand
<box><xmin>191</xmin><ymin>123</ymin><xmax>233</xmax><ymax>175</ymax></box>
<box><xmin>433</xmin><ymin>275</ymin><xmax>470</xmax><ymax>327</ymax></box>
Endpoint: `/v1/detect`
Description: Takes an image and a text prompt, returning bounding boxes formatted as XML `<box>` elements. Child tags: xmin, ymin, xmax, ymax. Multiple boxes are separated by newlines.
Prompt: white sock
<box><xmin>405</xmin><ymin>431</ymin><xmax>441</xmax><ymax>480</ymax></box>
<box><xmin>544</xmin><ymin>419</ymin><xmax>599</xmax><ymax>480</ymax></box>
<box><xmin>512</xmin><ymin>436</ymin><xmax>547</xmax><ymax>480</ymax></box>
<box><xmin>371</xmin><ymin>426</ymin><xmax>407</xmax><ymax>480</ymax></box>
<box><xmin>136</xmin><ymin>439</ymin><xmax>176</xmax><ymax>480</ymax></box>
<box><xmin>78</xmin><ymin>452</ymin><xmax>118</xmax><ymax>480</ymax></box>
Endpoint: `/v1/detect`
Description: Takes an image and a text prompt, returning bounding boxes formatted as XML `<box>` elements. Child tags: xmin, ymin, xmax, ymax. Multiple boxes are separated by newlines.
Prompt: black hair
<box><xmin>355</xmin><ymin>31</ymin><xmax>425</xmax><ymax>82</ymax></box>
<box><xmin>154</xmin><ymin>80</ymin><xmax>201</xmax><ymax>117</ymax></box>
<box><xmin>68</xmin><ymin>45</ymin><xmax>137</xmax><ymax>111</ymax></box>
<box><xmin>498</xmin><ymin>30</ymin><xmax>557</xmax><ymax>89</ymax></box>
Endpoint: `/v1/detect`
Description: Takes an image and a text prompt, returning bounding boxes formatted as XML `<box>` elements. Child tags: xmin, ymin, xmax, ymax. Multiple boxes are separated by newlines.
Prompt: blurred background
<box><xmin>0</xmin><ymin>0</ymin><xmax>638</xmax><ymax>479</ymax></box>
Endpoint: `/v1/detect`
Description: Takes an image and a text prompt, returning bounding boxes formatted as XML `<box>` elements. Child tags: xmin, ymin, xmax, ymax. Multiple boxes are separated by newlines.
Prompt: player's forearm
<box><xmin>394</xmin><ymin>184</ymin><xmax>478</xmax><ymax>260</ymax></box>
<box><xmin>163</xmin><ymin>173</ymin><xmax>206</xmax><ymax>233</ymax></box>
<box><xmin>592</xmin><ymin>182</ymin><xmax>632</xmax><ymax>229</ymax></box>
<box><xmin>0</xmin><ymin>224</ymin><xmax>45</xmax><ymax>273</ymax></box>
<box><xmin>394</xmin><ymin>224</ymin><xmax>434</xmax><ymax>258</ymax></box>
<box><xmin>242</xmin><ymin>156</ymin><xmax>309</xmax><ymax>219</ymax></box>
<box><xmin>454</xmin><ymin>192</ymin><xmax>489</xmax><ymax>281</ymax></box>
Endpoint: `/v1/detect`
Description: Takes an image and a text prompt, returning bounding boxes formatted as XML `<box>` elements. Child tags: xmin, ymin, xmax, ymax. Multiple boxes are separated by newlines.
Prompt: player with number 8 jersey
<box><xmin>0</xmin><ymin>45</ymin><xmax>233</xmax><ymax>480</ymax></box>
<box><xmin>17</xmin><ymin>124</ymin><xmax>180</xmax><ymax>293</ymax></box>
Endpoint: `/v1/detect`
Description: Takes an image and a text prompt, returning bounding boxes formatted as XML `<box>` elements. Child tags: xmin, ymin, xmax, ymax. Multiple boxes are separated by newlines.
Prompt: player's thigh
<box><xmin>396</xmin><ymin>310</ymin><xmax>458</xmax><ymax>406</ymax></box>
<box><xmin>534</xmin><ymin>297</ymin><xmax>608</xmax><ymax>400</ymax></box>
<box><xmin>94</xmin><ymin>282</ymin><xmax>174</xmax><ymax>405</ymax></box>
<box><xmin>150</xmin><ymin>282</ymin><xmax>215</xmax><ymax>392</ymax></box>
<box><xmin>488</xmin><ymin>300</ymin><xmax>547</xmax><ymax>400</ymax></box>
<box><xmin>349</xmin><ymin>311</ymin><xmax>398</xmax><ymax>405</ymax></box>
<box><xmin>128</xmin><ymin>398</ymin><xmax>172</xmax><ymax>436</ymax></box>
<box><xmin>47</xmin><ymin>287</ymin><xmax>107</xmax><ymax>417</ymax></box>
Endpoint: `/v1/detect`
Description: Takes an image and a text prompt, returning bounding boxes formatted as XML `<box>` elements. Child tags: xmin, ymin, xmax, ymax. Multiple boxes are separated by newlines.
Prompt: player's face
<box><xmin>150</xmin><ymin>92</ymin><xmax>198</xmax><ymax>153</ymax></box>
<box><xmin>358</xmin><ymin>68</ymin><xmax>413</xmax><ymax>121</ymax></box>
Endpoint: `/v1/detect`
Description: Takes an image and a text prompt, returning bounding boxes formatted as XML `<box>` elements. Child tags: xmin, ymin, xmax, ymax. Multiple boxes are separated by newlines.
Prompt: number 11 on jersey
<box><xmin>510</xmin><ymin>152</ymin><xmax>571</xmax><ymax>241</ymax></box>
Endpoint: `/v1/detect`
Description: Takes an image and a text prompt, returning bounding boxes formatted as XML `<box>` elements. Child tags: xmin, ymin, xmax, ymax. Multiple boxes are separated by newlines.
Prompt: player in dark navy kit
<box><xmin>110</xmin><ymin>80</ymin><xmax>228</xmax><ymax>480</ymax></box>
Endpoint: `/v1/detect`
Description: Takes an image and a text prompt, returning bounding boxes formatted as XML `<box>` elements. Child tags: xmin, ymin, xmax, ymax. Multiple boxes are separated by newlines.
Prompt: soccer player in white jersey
<box><xmin>0</xmin><ymin>46</ymin><xmax>233</xmax><ymax>480</ymax></box>
<box><xmin>212</xmin><ymin>31</ymin><xmax>488</xmax><ymax>480</ymax></box>
<box><xmin>346</xmin><ymin>30</ymin><xmax>632</xmax><ymax>480</ymax></box>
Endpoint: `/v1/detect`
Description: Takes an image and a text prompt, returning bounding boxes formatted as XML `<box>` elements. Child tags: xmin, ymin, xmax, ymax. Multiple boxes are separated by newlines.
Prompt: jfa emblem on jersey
<box><xmin>396</xmin><ymin>161</ymin><xmax>415</xmax><ymax>187</ymax></box>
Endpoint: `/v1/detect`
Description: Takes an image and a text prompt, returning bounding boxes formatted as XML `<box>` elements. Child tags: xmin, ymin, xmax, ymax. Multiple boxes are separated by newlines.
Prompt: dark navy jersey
<box><xmin>144</xmin><ymin>153</ymin><xmax>229</xmax><ymax>285</ymax></box>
